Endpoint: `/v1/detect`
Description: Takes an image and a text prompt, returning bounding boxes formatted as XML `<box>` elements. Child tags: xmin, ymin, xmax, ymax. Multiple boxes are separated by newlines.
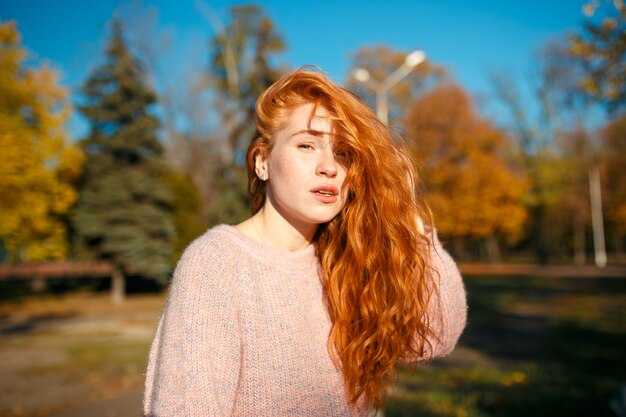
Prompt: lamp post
<box><xmin>351</xmin><ymin>50</ymin><xmax>426</xmax><ymax>126</ymax></box>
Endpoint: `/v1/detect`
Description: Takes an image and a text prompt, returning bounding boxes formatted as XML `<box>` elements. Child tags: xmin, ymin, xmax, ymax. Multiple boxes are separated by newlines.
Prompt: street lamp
<box><xmin>351</xmin><ymin>50</ymin><xmax>426</xmax><ymax>126</ymax></box>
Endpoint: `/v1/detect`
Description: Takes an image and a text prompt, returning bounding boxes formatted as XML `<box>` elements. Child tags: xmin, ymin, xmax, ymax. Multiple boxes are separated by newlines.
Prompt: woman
<box><xmin>144</xmin><ymin>69</ymin><xmax>466</xmax><ymax>416</ymax></box>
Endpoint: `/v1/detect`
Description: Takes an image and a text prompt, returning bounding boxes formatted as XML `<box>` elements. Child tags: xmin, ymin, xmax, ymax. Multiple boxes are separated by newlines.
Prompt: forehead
<box><xmin>282</xmin><ymin>102</ymin><xmax>333</xmax><ymax>134</ymax></box>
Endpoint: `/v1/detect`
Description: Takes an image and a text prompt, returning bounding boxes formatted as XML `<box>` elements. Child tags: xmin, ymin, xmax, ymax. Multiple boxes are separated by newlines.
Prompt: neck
<box><xmin>252</xmin><ymin>206</ymin><xmax>316</xmax><ymax>251</ymax></box>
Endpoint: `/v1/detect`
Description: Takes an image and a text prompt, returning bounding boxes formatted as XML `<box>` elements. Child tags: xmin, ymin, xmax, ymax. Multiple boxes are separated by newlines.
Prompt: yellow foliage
<box><xmin>406</xmin><ymin>85</ymin><xmax>528</xmax><ymax>242</ymax></box>
<box><xmin>568</xmin><ymin>4</ymin><xmax>625</xmax><ymax>109</ymax></box>
<box><xmin>0</xmin><ymin>20</ymin><xmax>84</xmax><ymax>261</ymax></box>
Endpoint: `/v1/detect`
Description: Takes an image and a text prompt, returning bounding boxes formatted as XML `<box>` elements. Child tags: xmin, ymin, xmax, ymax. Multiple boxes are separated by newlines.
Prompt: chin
<box><xmin>274</xmin><ymin>198</ymin><xmax>345</xmax><ymax>228</ymax></box>
<box><xmin>306</xmin><ymin>208</ymin><xmax>344</xmax><ymax>225</ymax></box>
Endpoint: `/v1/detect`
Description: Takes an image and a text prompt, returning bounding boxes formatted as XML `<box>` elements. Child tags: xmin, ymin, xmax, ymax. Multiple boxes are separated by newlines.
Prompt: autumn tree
<box><xmin>564</xmin><ymin>1</ymin><xmax>626</xmax><ymax>260</ymax></box>
<box><xmin>569</xmin><ymin>1</ymin><xmax>626</xmax><ymax>113</ymax></box>
<box><xmin>490</xmin><ymin>38</ymin><xmax>600</xmax><ymax>263</ymax></box>
<box><xmin>536</xmin><ymin>42</ymin><xmax>598</xmax><ymax>263</ymax></box>
<box><xmin>405</xmin><ymin>84</ymin><xmax>527</xmax><ymax>260</ymax></box>
<box><xmin>72</xmin><ymin>21</ymin><xmax>175</xmax><ymax>298</ymax></box>
<box><xmin>0</xmin><ymin>20</ymin><xmax>84</xmax><ymax>262</ymax></box>
<box><xmin>600</xmin><ymin>115</ymin><xmax>626</xmax><ymax>253</ymax></box>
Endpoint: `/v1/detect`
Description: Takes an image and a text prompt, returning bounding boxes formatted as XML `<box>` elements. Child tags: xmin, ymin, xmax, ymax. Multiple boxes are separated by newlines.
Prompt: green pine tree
<box><xmin>72</xmin><ymin>21</ymin><xmax>174</xmax><ymax>293</ymax></box>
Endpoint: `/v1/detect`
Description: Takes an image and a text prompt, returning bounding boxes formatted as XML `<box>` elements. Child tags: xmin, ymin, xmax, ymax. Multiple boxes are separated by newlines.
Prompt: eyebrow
<box><xmin>291</xmin><ymin>129</ymin><xmax>335</xmax><ymax>138</ymax></box>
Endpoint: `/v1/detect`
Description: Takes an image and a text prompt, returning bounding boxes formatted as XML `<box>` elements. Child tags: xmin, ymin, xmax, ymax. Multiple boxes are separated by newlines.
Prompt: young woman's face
<box><xmin>258</xmin><ymin>103</ymin><xmax>348</xmax><ymax>229</ymax></box>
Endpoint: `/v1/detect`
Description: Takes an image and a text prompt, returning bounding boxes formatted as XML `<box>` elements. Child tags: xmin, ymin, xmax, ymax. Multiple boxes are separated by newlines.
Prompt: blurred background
<box><xmin>0</xmin><ymin>0</ymin><xmax>625</xmax><ymax>416</ymax></box>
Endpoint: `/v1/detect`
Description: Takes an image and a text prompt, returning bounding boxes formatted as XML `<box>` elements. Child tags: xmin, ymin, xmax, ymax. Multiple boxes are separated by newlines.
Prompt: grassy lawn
<box><xmin>386</xmin><ymin>276</ymin><xmax>626</xmax><ymax>417</ymax></box>
<box><xmin>1</xmin><ymin>275</ymin><xmax>624</xmax><ymax>416</ymax></box>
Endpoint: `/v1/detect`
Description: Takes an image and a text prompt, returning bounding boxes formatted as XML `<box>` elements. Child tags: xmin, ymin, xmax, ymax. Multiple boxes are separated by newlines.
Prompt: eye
<box><xmin>333</xmin><ymin>148</ymin><xmax>352</xmax><ymax>165</ymax></box>
<box><xmin>298</xmin><ymin>143</ymin><xmax>314</xmax><ymax>150</ymax></box>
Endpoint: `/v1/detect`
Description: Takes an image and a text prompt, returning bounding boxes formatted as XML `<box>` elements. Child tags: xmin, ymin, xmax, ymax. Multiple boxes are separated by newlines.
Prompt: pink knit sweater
<box><xmin>144</xmin><ymin>225</ymin><xmax>466</xmax><ymax>416</ymax></box>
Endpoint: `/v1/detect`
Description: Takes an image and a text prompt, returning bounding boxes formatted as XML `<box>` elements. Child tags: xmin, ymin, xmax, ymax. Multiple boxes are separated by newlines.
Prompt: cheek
<box><xmin>271</xmin><ymin>153</ymin><xmax>296</xmax><ymax>178</ymax></box>
<box><xmin>337</xmin><ymin>166</ymin><xmax>348</xmax><ymax>187</ymax></box>
<box><xmin>338</xmin><ymin>169</ymin><xmax>350</xmax><ymax>202</ymax></box>
<box><xmin>338</xmin><ymin>166</ymin><xmax>348</xmax><ymax>182</ymax></box>
<box><xmin>269</xmin><ymin>152</ymin><xmax>306</xmax><ymax>188</ymax></box>
<box><xmin>270</xmin><ymin>150</ymin><xmax>315</xmax><ymax>176</ymax></box>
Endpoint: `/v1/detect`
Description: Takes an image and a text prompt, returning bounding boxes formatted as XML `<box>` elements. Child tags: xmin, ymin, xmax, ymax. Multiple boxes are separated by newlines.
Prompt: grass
<box><xmin>385</xmin><ymin>276</ymin><xmax>626</xmax><ymax>417</ymax></box>
<box><xmin>1</xmin><ymin>277</ymin><xmax>624</xmax><ymax>416</ymax></box>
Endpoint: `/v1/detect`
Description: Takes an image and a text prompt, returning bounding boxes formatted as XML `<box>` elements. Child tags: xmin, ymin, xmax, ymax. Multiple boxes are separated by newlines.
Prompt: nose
<box><xmin>316</xmin><ymin>146</ymin><xmax>338</xmax><ymax>178</ymax></box>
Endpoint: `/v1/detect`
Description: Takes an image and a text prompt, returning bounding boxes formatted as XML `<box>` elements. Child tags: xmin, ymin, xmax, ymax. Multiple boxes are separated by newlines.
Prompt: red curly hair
<box><xmin>246</xmin><ymin>68</ymin><xmax>435</xmax><ymax>410</ymax></box>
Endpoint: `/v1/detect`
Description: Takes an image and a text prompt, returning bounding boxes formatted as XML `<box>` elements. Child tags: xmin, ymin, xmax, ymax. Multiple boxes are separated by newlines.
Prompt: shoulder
<box><xmin>423</xmin><ymin>228</ymin><xmax>464</xmax><ymax>294</ymax></box>
<box><xmin>429</xmin><ymin>230</ymin><xmax>461</xmax><ymax>277</ymax></box>
<box><xmin>171</xmin><ymin>225</ymin><xmax>248</xmax><ymax>290</ymax></box>
<box><xmin>180</xmin><ymin>225</ymin><xmax>245</xmax><ymax>262</ymax></box>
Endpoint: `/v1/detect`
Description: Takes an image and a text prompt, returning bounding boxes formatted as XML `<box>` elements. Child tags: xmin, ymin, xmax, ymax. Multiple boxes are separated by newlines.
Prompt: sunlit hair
<box><xmin>246</xmin><ymin>68</ymin><xmax>436</xmax><ymax>410</ymax></box>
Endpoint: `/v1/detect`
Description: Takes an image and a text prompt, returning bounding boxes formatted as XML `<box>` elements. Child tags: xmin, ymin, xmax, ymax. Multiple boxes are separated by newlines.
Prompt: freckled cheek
<box><xmin>271</xmin><ymin>155</ymin><xmax>309</xmax><ymax>189</ymax></box>
<box><xmin>271</xmin><ymin>155</ymin><xmax>288</xmax><ymax>177</ymax></box>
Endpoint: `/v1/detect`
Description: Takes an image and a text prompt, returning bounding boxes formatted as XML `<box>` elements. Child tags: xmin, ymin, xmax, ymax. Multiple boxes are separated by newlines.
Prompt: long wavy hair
<box><xmin>246</xmin><ymin>68</ymin><xmax>436</xmax><ymax>409</ymax></box>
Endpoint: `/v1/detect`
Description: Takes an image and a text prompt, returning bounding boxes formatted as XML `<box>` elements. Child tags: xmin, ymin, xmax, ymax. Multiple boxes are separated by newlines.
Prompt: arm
<box><xmin>144</xmin><ymin>234</ymin><xmax>241</xmax><ymax>416</ymax></box>
<box><xmin>424</xmin><ymin>229</ymin><xmax>467</xmax><ymax>358</ymax></box>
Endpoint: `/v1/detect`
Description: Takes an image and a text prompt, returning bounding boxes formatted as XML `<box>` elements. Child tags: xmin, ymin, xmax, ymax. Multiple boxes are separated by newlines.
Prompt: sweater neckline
<box><xmin>214</xmin><ymin>224</ymin><xmax>318</xmax><ymax>270</ymax></box>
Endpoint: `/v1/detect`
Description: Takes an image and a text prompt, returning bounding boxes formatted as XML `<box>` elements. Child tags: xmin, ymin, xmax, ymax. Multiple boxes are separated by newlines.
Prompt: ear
<box><xmin>254</xmin><ymin>151</ymin><xmax>269</xmax><ymax>181</ymax></box>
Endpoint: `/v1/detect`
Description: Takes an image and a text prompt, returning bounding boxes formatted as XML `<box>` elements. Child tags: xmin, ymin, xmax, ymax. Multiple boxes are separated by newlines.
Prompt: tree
<box><xmin>208</xmin><ymin>3</ymin><xmax>286</xmax><ymax>160</ymax></box>
<box><xmin>491</xmin><ymin>38</ymin><xmax>604</xmax><ymax>263</ymax></box>
<box><xmin>405</xmin><ymin>84</ymin><xmax>527</xmax><ymax>260</ymax></box>
<box><xmin>186</xmin><ymin>4</ymin><xmax>286</xmax><ymax>225</ymax></box>
<box><xmin>72</xmin><ymin>21</ymin><xmax>175</xmax><ymax>296</ymax></box>
<box><xmin>0</xmin><ymin>20</ymin><xmax>84</xmax><ymax>262</ymax></box>
<box><xmin>567</xmin><ymin>1</ymin><xmax>626</xmax><ymax>259</ymax></box>
<box><xmin>569</xmin><ymin>1</ymin><xmax>626</xmax><ymax>113</ymax></box>
<box><xmin>535</xmin><ymin>41</ymin><xmax>597</xmax><ymax>264</ymax></box>
<box><xmin>163</xmin><ymin>171</ymin><xmax>207</xmax><ymax>262</ymax></box>
<box><xmin>600</xmin><ymin>115</ymin><xmax>626</xmax><ymax>251</ymax></box>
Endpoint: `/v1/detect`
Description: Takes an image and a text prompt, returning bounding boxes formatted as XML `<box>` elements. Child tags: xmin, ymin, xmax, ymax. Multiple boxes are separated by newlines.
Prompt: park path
<box><xmin>0</xmin><ymin>293</ymin><xmax>162</xmax><ymax>417</ymax></box>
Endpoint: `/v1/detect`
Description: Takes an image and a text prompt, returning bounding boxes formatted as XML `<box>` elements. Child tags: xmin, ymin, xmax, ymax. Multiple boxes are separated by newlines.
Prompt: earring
<box><xmin>259</xmin><ymin>174</ymin><xmax>266</xmax><ymax>181</ymax></box>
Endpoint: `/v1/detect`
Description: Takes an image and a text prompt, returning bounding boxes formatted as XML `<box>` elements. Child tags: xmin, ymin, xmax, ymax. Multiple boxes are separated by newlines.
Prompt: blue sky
<box><xmin>2</xmin><ymin>0</ymin><xmax>593</xmax><ymax>135</ymax></box>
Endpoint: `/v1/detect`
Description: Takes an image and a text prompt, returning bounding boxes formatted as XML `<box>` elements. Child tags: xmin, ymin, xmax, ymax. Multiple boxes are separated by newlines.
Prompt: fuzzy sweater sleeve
<box><xmin>422</xmin><ymin>229</ymin><xmax>467</xmax><ymax>359</ymax></box>
<box><xmin>143</xmin><ymin>233</ymin><xmax>241</xmax><ymax>417</ymax></box>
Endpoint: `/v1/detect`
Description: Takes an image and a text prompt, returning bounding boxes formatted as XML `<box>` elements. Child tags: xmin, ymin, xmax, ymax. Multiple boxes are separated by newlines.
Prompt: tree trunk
<box><xmin>453</xmin><ymin>237</ymin><xmax>465</xmax><ymax>260</ymax></box>
<box><xmin>574</xmin><ymin>216</ymin><xmax>586</xmax><ymax>266</ymax></box>
<box><xmin>485</xmin><ymin>235</ymin><xmax>502</xmax><ymax>263</ymax></box>
<box><xmin>614</xmin><ymin>234</ymin><xmax>624</xmax><ymax>262</ymax></box>
<box><xmin>30</xmin><ymin>276</ymin><xmax>48</xmax><ymax>293</ymax></box>
<box><xmin>533</xmin><ymin>206</ymin><xmax>550</xmax><ymax>265</ymax></box>
<box><xmin>111</xmin><ymin>268</ymin><xmax>125</xmax><ymax>305</ymax></box>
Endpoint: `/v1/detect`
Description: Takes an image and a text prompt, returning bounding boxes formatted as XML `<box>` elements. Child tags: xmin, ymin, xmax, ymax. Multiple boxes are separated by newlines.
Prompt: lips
<box><xmin>310</xmin><ymin>184</ymin><xmax>340</xmax><ymax>203</ymax></box>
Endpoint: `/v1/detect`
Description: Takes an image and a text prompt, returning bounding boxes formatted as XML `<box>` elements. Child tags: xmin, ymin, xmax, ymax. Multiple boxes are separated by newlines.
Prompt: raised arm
<box><xmin>144</xmin><ymin>234</ymin><xmax>241</xmax><ymax>416</ymax></box>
